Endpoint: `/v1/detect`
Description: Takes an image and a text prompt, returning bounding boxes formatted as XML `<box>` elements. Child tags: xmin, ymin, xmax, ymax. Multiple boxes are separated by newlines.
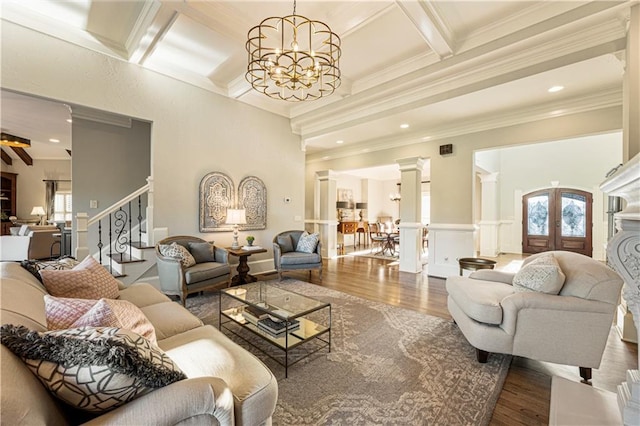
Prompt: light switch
<box><xmin>90</xmin><ymin>200</ymin><xmax>98</xmax><ymax>209</ymax></box>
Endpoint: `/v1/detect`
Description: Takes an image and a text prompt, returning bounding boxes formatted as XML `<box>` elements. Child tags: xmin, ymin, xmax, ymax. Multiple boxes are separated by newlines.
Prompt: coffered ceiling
<box><xmin>0</xmin><ymin>0</ymin><xmax>634</xmax><ymax>165</ymax></box>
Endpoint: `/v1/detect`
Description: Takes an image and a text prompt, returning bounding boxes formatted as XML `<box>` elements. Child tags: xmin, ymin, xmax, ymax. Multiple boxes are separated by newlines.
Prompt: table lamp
<box><xmin>225</xmin><ymin>208</ymin><xmax>247</xmax><ymax>249</ymax></box>
<box><xmin>336</xmin><ymin>201</ymin><xmax>349</xmax><ymax>221</ymax></box>
<box><xmin>30</xmin><ymin>206</ymin><xmax>46</xmax><ymax>225</ymax></box>
<box><xmin>356</xmin><ymin>202</ymin><xmax>368</xmax><ymax>221</ymax></box>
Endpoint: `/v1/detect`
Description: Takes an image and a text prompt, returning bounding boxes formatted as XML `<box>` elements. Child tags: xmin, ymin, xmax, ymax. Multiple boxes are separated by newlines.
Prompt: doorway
<box><xmin>522</xmin><ymin>188</ymin><xmax>592</xmax><ymax>256</ymax></box>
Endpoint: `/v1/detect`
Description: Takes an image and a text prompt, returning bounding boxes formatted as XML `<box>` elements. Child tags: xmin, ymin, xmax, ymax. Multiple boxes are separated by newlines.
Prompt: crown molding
<box><xmin>292</xmin><ymin>18</ymin><xmax>626</xmax><ymax>140</ymax></box>
<box><xmin>305</xmin><ymin>88</ymin><xmax>622</xmax><ymax>164</ymax></box>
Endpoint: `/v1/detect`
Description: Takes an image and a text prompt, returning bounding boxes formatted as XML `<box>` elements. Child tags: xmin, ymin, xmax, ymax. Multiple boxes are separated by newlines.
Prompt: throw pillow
<box><xmin>296</xmin><ymin>231</ymin><xmax>320</xmax><ymax>254</ymax></box>
<box><xmin>159</xmin><ymin>242</ymin><xmax>196</xmax><ymax>268</ymax></box>
<box><xmin>21</xmin><ymin>256</ymin><xmax>80</xmax><ymax>283</ymax></box>
<box><xmin>18</xmin><ymin>224</ymin><xmax>30</xmax><ymax>236</ymax></box>
<box><xmin>40</xmin><ymin>255</ymin><xmax>120</xmax><ymax>300</ymax></box>
<box><xmin>0</xmin><ymin>325</ymin><xmax>185</xmax><ymax>413</ymax></box>
<box><xmin>513</xmin><ymin>253</ymin><xmax>566</xmax><ymax>294</ymax></box>
<box><xmin>277</xmin><ymin>234</ymin><xmax>294</xmax><ymax>253</ymax></box>
<box><xmin>187</xmin><ymin>241</ymin><xmax>216</xmax><ymax>263</ymax></box>
<box><xmin>45</xmin><ymin>295</ymin><xmax>157</xmax><ymax>344</ymax></box>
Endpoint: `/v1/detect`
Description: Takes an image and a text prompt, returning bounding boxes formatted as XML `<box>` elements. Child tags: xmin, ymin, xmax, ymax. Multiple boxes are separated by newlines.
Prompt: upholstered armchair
<box><xmin>446</xmin><ymin>251</ymin><xmax>623</xmax><ymax>383</ymax></box>
<box><xmin>155</xmin><ymin>236</ymin><xmax>230</xmax><ymax>305</ymax></box>
<box><xmin>273</xmin><ymin>230</ymin><xmax>322</xmax><ymax>280</ymax></box>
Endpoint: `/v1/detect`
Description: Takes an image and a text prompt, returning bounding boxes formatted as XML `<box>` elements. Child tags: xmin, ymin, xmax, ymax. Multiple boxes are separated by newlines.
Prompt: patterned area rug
<box><xmin>186</xmin><ymin>279</ymin><xmax>510</xmax><ymax>426</ymax></box>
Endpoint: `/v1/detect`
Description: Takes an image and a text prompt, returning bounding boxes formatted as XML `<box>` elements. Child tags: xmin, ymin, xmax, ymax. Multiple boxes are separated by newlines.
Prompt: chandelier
<box><xmin>246</xmin><ymin>0</ymin><xmax>341</xmax><ymax>102</ymax></box>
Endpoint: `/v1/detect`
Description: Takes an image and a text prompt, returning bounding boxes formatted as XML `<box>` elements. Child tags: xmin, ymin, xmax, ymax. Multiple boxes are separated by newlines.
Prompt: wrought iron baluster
<box><xmin>138</xmin><ymin>196</ymin><xmax>142</xmax><ymax>246</ymax></box>
<box><xmin>109</xmin><ymin>213</ymin><xmax>113</xmax><ymax>274</ymax></box>
<box><xmin>113</xmin><ymin>207</ymin><xmax>129</xmax><ymax>262</ymax></box>
<box><xmin>128</xmin><ymin>201</ymin><xmax>132</xmax><ymax>260</ymax></box>
<box><xmin>97</xmin><ymin>220</ymin><xmax>103</xmax><ymax>265</ymax></box>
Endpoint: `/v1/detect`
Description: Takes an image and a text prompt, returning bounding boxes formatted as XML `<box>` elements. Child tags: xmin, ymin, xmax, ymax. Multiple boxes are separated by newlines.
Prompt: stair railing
<box><xmin>75</xmin><ymin>176</ymin><xmax>155</xmax><ymax>266</ymax></box>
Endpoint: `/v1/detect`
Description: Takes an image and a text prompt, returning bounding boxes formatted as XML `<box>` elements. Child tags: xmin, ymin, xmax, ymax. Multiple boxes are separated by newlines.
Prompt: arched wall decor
<box><xmin>199</xmin><ymin>172</ymin><xmax>267</xmax><ymax>232</ymax></box>
<box><xmin>238</xmin><ymin>176</ymin><xmax>267</xmax><ymax>230</ymax></box>
<box><xmin>199</xmin><ymin>172</ymin><xmax>235</xmax><ymax>232</ymax></box>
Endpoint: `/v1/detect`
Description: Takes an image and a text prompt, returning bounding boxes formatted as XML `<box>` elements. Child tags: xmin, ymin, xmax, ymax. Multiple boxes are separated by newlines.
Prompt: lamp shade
<box><xmin>356</xmin><ymin>202</ymin><xmax>368</xmax><ymax>209</ymax></box>
<box><xmin>30</xmin><ymin>206</ymin><xmax>46</xmax><ymax>216</ymax></box>
<box><xmin>225</xmin><ymin>209</ymin><xmax>247</xmax><ymax>225</ymax></box>
<box><xmin>336</xmin><ymin>201</ymin><xmax>349</xmax><ymax>209</ymax></box>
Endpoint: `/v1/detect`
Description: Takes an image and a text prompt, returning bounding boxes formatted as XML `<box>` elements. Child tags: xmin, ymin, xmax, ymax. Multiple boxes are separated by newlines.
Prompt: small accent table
<box><xmin>226</xmin><ymin>247</ymin><xmax>267</xmax><ymax>286</ymax></box>
<box><xmin>458</xmin><ymin>257</ymin><xmax>497</xmax><ymax>276</ymax></box>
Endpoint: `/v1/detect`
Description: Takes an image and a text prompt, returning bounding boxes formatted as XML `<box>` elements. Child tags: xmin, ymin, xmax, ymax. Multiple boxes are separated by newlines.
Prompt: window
<box><xmin>53</xmin><ymin>192</ymin><xmax>72</xmax><ymax>222</ymax></box>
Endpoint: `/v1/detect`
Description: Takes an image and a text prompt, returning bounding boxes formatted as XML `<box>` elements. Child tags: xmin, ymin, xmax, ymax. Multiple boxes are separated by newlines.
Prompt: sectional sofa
<box><xmin>0</xmin><ymin>261</ymin><xmax>278</xmax><ymax>425</ymax></box>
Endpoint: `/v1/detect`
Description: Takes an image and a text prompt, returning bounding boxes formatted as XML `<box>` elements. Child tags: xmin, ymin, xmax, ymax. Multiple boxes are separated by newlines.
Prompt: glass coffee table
<box><xmin>219</xmin><ymin>282</ymin><xmax>331</xmax><ymax>377</ymax></box>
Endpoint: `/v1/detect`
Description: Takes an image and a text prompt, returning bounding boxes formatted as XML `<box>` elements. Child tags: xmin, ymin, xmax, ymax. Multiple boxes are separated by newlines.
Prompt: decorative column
<box><xmin>316</xmin><ymin>170</ymin><xmax>338</xmax><ymax>259</ymax></box>
<box><xmin>479</xmin><ymin>172</ymin><xmax>500</xmax><ymax>257</ymax></box>
<box><xmin>74</xmin><ymin>212</ymin><xmax>89</xmax><ymax>260</ymax></box>
<box><xmin>601</xmin><ymin>154</ymin><xmax>640</xmax><ymax>425</ymax></box>
<box><xmin>397</xmin><ymin>157</ymin><xmax>424</xmax><ymax>273</ymax></box>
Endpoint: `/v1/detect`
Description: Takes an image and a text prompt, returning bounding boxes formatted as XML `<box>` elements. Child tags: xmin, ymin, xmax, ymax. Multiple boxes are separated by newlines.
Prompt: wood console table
<box><xmin>226</xmin><ymin>247</ymin><xmax>267</xmax><ymax>286</ymax></box>
<box><xmin>338</xmin><ymin>221</ymin><xmax>369</xmax><ymax>248</ymax></box>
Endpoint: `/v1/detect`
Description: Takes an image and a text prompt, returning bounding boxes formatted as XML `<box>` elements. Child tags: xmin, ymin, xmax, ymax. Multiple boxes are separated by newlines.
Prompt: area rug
<box><xmin>186</xmin><ymin>280</ymin><xmax>510</xmax><ymax>425</ymax></box>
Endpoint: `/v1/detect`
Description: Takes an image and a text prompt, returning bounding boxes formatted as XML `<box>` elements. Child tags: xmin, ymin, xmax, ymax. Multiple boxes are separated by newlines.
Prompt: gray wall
<box><xmin>72</xmin><ymin>117</ymin><xmax>151</xmax><ymax>249</ymax></box>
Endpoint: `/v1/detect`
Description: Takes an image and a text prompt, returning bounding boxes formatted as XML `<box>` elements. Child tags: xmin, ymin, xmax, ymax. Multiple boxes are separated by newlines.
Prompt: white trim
<box><xmin>427</xmin><ymin>223</ymin><xmax>477</xmax><ymax>231</ymax></box>
<box><xmin>398</xmin><ymin>222</ymin><xmax>423</xmax><ymax>229</ymax></box>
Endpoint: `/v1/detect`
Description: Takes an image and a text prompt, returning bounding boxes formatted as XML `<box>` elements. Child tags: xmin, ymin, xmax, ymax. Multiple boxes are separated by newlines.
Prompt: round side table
<box><xmin>458</xmin><ymin>257</ymin><xmax>497</xmax><ymax>276</ymax></box>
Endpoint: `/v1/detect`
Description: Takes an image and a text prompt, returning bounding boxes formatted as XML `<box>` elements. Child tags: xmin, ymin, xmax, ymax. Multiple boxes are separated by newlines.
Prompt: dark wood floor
<box><xmin>268</xmin><ymin>253</ymin><xmax>638</xmax><ymax>425</ymax></box>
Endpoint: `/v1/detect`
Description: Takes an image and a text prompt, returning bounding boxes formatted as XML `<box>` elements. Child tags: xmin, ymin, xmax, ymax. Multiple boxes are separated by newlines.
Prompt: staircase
<box><xmin>75</xmin><ymin>177</ymin><xmax>165</xmax><ymax>285</ymax></box>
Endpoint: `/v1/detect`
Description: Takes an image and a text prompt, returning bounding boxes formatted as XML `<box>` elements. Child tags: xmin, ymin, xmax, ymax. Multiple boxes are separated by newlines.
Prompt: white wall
<box><xmin>487</xmin><ymin>132</ymin><xmax>623</xmax><ymax>258</ymax></box>
<box><xmin>1</xmin><ymin>159</ymin><xmax>71</xmax><ymax>219</ymax></box>
<box><xmin>2</xmin><ymin>21</ymin><xmax>304</xmax><ymax>274</ymax></box>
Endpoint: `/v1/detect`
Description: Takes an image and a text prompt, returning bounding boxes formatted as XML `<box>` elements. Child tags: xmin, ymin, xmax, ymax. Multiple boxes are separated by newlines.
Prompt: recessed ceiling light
<box><xmin>551</xmin><ymin>109</ymin><xmax>564</xmax><ymax>115</ymax></box>
<box><xmin>66</xmin><ymin>119</ymin><xmax>73</xmax><ymax>123</ymax></box>
<box><xmin>322</xmin><ymin>156</ymin><xmax>330</xmax><ymax>160</ymax></box>
<box><xmin>422</xmin><ymin>136</ymin><xmax>431</xmax><ymax>141</ymax></box>
<box><xmin>400</xmin><ymin>123</ymin><xmax>409</xmax><ymax>129</ymax></box>
<box><xmin>548</xmin><ymin>85</ymin><xmax>564</xmax><ymax>93</ymax></box>
<box><xmin>336</xmin><ymin>140</ymin><xmax>344</xmax><ymax>144</ymax></box>
<box><xmin>49</xmin><ymin>138</ymin><xmax>60</xmax><ymax>143</ymax></box>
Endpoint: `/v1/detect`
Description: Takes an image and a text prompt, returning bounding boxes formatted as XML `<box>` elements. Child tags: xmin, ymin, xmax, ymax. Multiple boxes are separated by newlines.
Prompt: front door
<box><xmin>522</xmin><ymin>188</ymin><xmax>592</xmax><ymax>256</ymax></box>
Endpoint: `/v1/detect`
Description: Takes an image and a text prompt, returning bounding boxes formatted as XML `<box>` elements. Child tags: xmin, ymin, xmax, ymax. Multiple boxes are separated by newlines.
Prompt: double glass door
<box><xmin>522</xmin><ymin>188</ymin><xmax>592</xmax><ymax>256</ymax></box>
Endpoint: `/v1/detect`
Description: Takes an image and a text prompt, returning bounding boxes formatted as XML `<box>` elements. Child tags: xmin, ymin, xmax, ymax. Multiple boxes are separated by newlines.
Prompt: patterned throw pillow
<box><xmin>21</xmin><ymin>256</ymin><xmax>80</xmax><ymax>283</ymax></box>
<box><xmin>40</xmin><ymin>255</ymin><xmax>120</xmax><ymax>300</ymax></box>
<box><xmin>296</xmin><ymin>231</ymin><xmax>320</xmax><ymax>254</ymax></box>
<box><xmin>513</xmin><ymin>253</ymin><xmax>566</xmax><ymax>294</ymax></box>
<box><xmin>159</xmin><ymin>242</ymin><xmax>196</xmax><ymax>268</ymax></box>
<box><xmin>45</xmin><ymin>295</ymin><xmax>157</xmax><ymax>344</ymax></box>
<box><xmin>187</xmin><ymin>241</ymin><xmax>216</xmax><ymax>264</ymax></box>
<box><xmin>0</xmin><ymin>325</ymin><xmax>185</xmax><ymax>413</ymax></box>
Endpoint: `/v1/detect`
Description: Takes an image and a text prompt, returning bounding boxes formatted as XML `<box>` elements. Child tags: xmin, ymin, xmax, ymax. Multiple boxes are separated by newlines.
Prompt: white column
<box><xmin>397</xmin><ymin>157</ymin><xmax>424</xmax><ymax>273</ymax></box>
<box><xmin>479</xmin><ymin>172</ymin><xmax>500</xmax><ymax>257</ymax></box>
<box><xmin>316</xmin><ymin>170</ymin><xmax>338</xmax><ymax>259</ymax></box>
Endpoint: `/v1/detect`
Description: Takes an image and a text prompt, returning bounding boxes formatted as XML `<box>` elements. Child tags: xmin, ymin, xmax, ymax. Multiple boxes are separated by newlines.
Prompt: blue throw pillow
<box><xmin>277</xmin><ymin>235</ymin><xmax>294</xmax><ymax>253</ymax></box>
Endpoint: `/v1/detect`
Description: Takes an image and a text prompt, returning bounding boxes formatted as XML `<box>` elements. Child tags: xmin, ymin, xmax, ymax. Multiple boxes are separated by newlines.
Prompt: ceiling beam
<box><xmin>396</xmin><ymin>0</ymin><xmax>454</xmax><ymax>59</ymax></box>
<box><xmin>11</xmin><ymin>147</ymin><xmax>33</xmax><ymax>166</ymax></box>
<box><xmin>0</xmin><ymin>149</ymin><xmax>12</xmax><ymax>165</ymax></box>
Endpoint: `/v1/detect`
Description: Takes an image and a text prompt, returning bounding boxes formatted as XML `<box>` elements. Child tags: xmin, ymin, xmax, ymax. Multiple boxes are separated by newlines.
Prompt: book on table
<box><xmin>257</xmin><ymin>317</ymin><xmax>300</xmax><ymax>336</ymax></box>
<box><xmin>243</xmin><ymin>305</ymin><xmax>269</xmax><ymax>325</ymax></box>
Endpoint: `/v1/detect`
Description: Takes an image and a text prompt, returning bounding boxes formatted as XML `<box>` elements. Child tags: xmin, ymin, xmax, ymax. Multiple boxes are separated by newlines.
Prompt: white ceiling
<box><xmin>0</xmin><ymin>0</ymin><xmax>633</xmax><ymax>173</ymax></box>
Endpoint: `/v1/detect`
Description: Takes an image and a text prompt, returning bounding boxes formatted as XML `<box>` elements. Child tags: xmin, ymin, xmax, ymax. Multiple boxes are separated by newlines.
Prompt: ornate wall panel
<box><xmin>238</xmin><ymin>176</ymin><xmax>267</xmax><ymax>230</ymax></box>
<box><xmin>199</xmin><ymin>172</ymin><xmax>235</xmax><ymax>232</ymax></box>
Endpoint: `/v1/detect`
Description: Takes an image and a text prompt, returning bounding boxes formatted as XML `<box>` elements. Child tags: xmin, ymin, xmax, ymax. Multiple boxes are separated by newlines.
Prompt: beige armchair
<box><xmin>446</xmin><ymin>251</ymin><xmax>623</xmax><ymax>383</ymax></box>
<box><xmin>156</xmin><ymin>236</ymin><xmax>231</xmax><ymax>305</ymax></box>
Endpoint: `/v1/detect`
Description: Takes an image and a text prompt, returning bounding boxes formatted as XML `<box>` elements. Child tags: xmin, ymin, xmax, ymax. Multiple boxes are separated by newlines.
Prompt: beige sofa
<box><xmin>0</xmin><ymin>262</ymin><xmax>278</xmax><ymax>425</ymax></box>
<box><xmin>446</xmin><ymin>251</ymin><xmax>623</xmax><ymax>383</ymax></box>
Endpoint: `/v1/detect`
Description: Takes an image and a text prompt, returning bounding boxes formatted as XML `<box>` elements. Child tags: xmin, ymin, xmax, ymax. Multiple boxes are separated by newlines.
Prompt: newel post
<box><xmin>75</xmin><ymin>212</ymin><xmax>89</xmax><ymax>260</ymax></box>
